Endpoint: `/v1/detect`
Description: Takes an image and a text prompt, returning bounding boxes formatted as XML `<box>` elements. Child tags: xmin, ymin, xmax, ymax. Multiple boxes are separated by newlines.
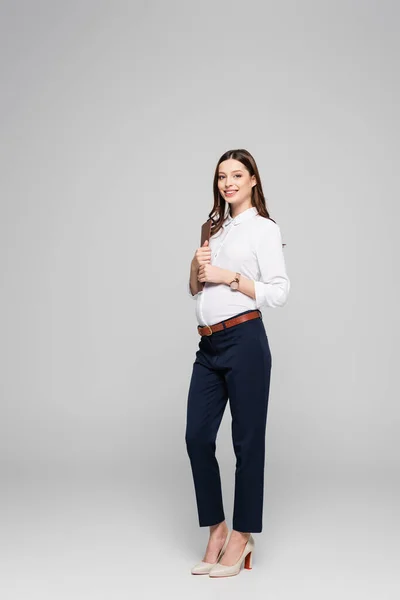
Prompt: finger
<box><xmin>197</xmin><ymin>255</ymin><xmax>211</xmax><ymax>263</ymax></box>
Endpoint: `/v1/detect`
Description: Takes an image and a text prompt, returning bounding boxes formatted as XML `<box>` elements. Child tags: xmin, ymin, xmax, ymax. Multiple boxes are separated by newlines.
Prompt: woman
<box><xmin>186</xmin><ymin>148</ymin><xmax>290</xmax><ymax>578</ymax></box>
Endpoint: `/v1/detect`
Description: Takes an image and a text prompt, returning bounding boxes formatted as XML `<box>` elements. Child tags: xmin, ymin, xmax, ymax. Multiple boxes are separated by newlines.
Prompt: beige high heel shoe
<box><xmin>208</xmin><ymin>533</ymin><xmax>255</xmax><ymax>577</ymax></box>
<box><xmin>191</xmin><ymin>530</ymin><xmax>231</xmax><ymax>575</ymax></box>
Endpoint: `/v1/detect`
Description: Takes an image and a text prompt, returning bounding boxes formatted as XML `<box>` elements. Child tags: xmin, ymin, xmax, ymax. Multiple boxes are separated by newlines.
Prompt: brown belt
<box><xmin>197</xmin><ymin>310</ymin><xmax>262</xmax><ymax>336</ymax></box>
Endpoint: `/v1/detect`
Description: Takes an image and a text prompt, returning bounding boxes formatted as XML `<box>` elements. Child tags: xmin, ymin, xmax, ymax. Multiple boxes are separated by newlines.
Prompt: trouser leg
<box><xmin>185</xmin><ymin>347</ymin><xmax>228</xmax><ymax>527</ymax></box>
<box><xmin>225</xmin><ymin>324</ymin><xmax>272</xmax><ymax>533</ymax></box>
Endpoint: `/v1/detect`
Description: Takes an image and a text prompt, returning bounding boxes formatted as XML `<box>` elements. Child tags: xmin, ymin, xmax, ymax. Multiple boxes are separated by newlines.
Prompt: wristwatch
<box><xmin>229</xmin><ymin>272</ymin><xmax>241</xmax><ymax>290</ymax></box>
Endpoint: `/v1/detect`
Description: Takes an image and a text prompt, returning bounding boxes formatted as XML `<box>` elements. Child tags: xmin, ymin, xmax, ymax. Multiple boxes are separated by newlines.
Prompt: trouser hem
<box><xmin>232</xmin><ymin>522</ymin><xmax>262</xmax><ymax>533</ymax></box>
<box><xmin>199</xmin><ymin>514</ymin><xmax>226</xmax><ymax>527</ymax></box>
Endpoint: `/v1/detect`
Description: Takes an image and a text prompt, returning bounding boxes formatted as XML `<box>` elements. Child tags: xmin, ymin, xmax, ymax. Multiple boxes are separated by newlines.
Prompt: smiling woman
<box><xmin>188</xmin><ymin>149</ymin><xmax>290</xmax><ymax>323</ymax></box>
<box><xmin>185</xmin><ymin>148</ymin><xmax>291</xmax><ymax>578</ymax></box>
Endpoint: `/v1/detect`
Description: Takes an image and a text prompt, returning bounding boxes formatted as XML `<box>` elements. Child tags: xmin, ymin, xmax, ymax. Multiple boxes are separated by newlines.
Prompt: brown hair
<box><xmin>207</xmin><ymin>148</ymin><xmax>286</xmax><ymax>247</ymax></box>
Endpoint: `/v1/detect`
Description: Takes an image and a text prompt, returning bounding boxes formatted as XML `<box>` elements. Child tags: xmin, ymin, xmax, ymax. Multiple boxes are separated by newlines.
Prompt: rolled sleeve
<box><xmin>253</xmin><ymin>222</ymin><xmax>290</xmax><ymax>308</ymax></box>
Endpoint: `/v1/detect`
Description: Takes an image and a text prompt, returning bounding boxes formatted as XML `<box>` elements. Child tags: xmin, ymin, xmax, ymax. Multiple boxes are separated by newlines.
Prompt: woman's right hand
<box><xmin>191</xmin><ymin>240</ymin><xmax>211</xmax><ymax>270</ymax></box>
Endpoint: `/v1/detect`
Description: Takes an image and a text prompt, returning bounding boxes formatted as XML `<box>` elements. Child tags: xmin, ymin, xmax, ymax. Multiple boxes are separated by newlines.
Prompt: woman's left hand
<box><xmin>197</xmin><ymin>264</ymin><xmax>230</xmax><ymax>285</ymax></box>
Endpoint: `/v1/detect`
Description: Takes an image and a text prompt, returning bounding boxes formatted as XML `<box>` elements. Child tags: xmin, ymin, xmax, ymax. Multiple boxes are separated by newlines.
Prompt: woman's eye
<box><xmin>234</xmin><ymin>174</ymin><xmax>242</xmax><ymax>178</ymax></box>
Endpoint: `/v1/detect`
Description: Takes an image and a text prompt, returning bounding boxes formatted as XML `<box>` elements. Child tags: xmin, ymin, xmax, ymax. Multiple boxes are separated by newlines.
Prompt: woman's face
<box><xmin>217</xmin><ymin>158</ymin><xmax>256</xmax><ymax>208</ymax></box>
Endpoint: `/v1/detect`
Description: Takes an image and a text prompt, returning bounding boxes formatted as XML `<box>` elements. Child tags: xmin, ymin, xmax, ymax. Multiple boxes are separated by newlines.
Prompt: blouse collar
<box><xmin>223</xmin><ymin>205</ymin><xmax>258</xmax><ymax>228</ymax></box>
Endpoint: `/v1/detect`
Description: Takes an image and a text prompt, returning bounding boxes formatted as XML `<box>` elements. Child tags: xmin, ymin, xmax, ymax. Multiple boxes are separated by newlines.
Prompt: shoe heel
<box><xmin>244</xmin><ymin>551</ymin><xmax>253</xmax><ymax>569</ymax></box>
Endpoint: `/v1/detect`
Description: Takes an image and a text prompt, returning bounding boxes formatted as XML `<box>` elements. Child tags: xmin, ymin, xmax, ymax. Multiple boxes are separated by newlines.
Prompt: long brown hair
<box><xmin>207</xmin><ymin>148</ymin><xmax>286</xmax><ymax>247</ymax></box>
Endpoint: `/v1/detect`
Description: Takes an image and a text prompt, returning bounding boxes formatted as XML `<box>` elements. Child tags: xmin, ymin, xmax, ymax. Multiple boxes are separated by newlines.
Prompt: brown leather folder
<box><xmin>198</xmin><ymin>219</ymin><xmax>212</xmax><ymax>290</ymax></box>
<box><xmin>201</xmin><ymin>219</ymin><xmax>212</xmax><ymax>246</ymax></box>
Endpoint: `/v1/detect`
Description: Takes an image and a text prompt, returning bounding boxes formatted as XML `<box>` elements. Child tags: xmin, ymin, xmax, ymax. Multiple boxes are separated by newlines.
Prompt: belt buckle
<box><xmin>204</xmin><ymin>325</ymin><xmax>213</xmax><ymax>336</ymax></box>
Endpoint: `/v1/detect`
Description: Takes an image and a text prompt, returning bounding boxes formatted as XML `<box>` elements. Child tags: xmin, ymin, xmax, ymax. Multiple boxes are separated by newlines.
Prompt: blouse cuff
<box><xmin>254</xmin><ymin>278</ymin><xmax>290</xmax><ymax>309</ymax></box>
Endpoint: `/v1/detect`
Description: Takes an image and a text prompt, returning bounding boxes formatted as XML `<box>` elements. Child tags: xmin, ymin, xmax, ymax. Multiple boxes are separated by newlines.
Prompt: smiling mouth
<box><xmin>225</xmin><ymin>190</ymin><xmax>238</xmax><ymax>196</ymax></box>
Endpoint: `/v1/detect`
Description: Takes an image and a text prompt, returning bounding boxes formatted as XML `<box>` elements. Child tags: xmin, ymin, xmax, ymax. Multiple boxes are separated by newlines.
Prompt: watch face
<box><xmin>230</xmin><ymin>281</ymin><xmax>239</xmax><ymax>290</ymax></box>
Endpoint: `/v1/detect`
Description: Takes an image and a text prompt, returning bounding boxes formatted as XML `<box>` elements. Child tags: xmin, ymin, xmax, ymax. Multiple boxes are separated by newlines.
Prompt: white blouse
<box><xmin>188</xmin><ymin>206</ymin><xmax>290</xmax><ymax>326</ymax></box>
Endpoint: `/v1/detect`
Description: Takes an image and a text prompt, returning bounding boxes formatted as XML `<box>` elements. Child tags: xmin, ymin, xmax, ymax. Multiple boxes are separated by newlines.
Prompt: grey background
<box><xmin>1</xmin><ymin>0</ymin><xmax>399</xmax><ymax>598</ymax></box>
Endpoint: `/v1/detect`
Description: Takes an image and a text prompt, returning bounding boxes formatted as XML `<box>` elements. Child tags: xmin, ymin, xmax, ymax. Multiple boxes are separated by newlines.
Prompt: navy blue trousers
<box><xmin>185</xmin><ymin>309</ymin><xmax>272</xmax><ymax>533</ymax></box>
